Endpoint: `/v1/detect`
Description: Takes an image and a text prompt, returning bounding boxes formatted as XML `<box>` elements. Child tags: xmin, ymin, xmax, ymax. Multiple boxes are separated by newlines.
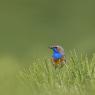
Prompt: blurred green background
<box><xmin>0</xmin><ymin>1</ymin><xmax>95</xmax><ymax>95</ymax></box>
<box><xmin>0</xmin><ymin>0</ymin><xmax>95</xmax><ymax>57</ymax></box>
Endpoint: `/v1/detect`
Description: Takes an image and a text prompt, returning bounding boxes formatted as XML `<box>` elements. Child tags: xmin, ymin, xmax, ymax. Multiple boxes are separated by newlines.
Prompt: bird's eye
<box><xmin>55</xmin><ymin>47</ymin><xmax>57</xmax><ymax>49</ymax></box>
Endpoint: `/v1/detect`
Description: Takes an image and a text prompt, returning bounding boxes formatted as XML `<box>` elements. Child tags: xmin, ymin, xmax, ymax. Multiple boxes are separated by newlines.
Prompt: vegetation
<box><xmin>0</xmin><ymin>51</ymin><xmax>95</xmax><ymax>95</ymax></box>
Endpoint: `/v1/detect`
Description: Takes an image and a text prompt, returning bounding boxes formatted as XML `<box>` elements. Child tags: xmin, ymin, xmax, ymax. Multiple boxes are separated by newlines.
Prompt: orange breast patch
<box><xmin>51</xmin><ymin>57</ymin><xmax>65</xmax><ymax>64</ymax></box>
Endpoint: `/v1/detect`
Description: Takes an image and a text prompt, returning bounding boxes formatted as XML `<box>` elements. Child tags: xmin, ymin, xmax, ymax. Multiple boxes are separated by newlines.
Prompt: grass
<box><xmin>0</xmin><ymin>51</ymin><xmax>95</xmax><ymax>95</ymax></box>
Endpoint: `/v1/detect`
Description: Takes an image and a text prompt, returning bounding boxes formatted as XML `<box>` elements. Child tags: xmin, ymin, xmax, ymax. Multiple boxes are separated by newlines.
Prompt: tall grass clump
<box><xmin>18</xmin><ymin>51</ymin><xmax>95</xmax><ymax>95</ymax></box>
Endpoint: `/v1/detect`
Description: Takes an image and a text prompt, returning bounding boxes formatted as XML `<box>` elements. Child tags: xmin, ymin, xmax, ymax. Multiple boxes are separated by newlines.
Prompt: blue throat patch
<box><xmin>52</xmin><ymin>48</ymin><xmax>63</xmax><ymax>60</ymax></box>
<box><xmin>52</xmin><ymin>52</ymin><xmax>63</xmax><ymax>60</ymax></box>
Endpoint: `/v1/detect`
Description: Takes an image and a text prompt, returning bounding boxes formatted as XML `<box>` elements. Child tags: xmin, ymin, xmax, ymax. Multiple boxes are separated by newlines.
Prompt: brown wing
<box><xmin>57</xmin><ymin>46</ymin><xmax>65</xmax><ymax>56</ymax></box>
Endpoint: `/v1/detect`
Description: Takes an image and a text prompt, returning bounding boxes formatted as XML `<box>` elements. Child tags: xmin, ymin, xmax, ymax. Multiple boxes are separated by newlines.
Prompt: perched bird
<box><xmin>49</xmin><ymin>45</ymin><xmax>66</xmax><ymax>67</ymax></box>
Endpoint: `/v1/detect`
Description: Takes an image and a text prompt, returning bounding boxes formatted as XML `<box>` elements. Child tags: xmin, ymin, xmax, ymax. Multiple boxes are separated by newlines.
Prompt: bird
<box><xmin>49</xmin><ymin>45</ymin><xmax>66</xmax><ymax>67</ymax></box>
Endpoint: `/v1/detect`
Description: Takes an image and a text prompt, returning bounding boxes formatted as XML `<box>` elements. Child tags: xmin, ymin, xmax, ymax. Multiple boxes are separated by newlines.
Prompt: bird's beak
<box><xmin>48</xmin><ymin>46</ymin><xmax>53</xmax><ymax>54</ymax></box>
<box><xmin>48</xmin><ymin>46</ymin><xmax>53</xmax><ymax>49</ymax></box>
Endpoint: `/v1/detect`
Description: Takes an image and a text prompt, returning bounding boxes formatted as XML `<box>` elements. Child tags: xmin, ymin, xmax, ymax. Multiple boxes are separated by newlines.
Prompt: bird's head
<box><xmin>49</xmin><ymin>46</ymin><xmax>58</xmax><ymax>53</ymax></box>
<box><xmin>49</xmin><ymin>45</ymin><xmax>64</xmax><ymax>55</ymax></box>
